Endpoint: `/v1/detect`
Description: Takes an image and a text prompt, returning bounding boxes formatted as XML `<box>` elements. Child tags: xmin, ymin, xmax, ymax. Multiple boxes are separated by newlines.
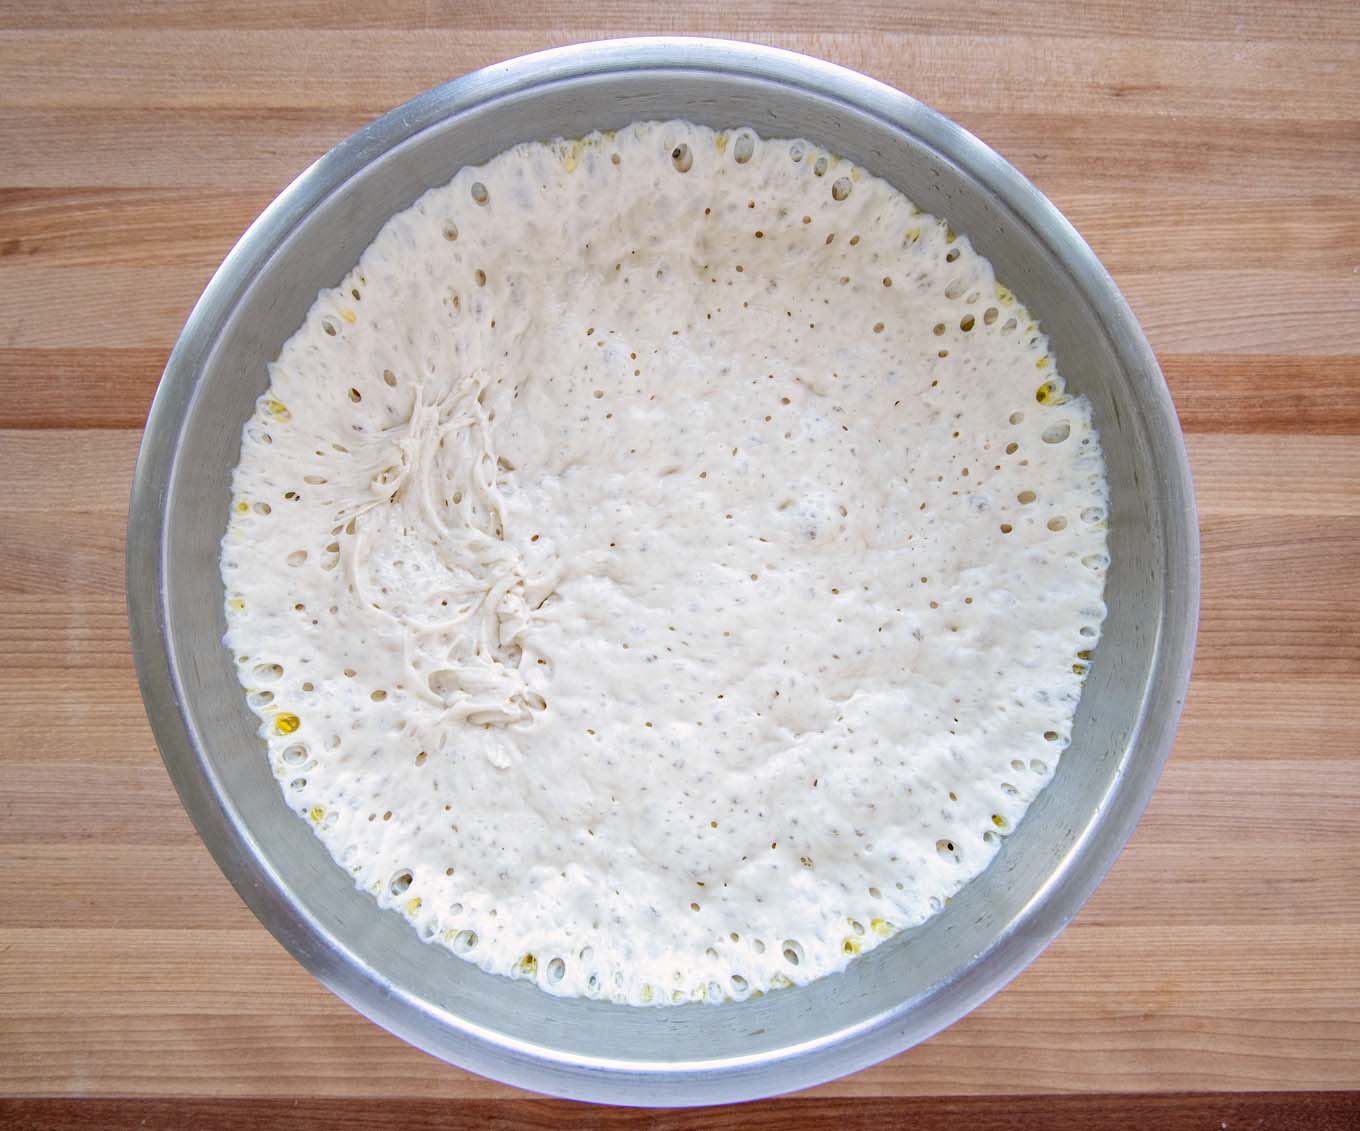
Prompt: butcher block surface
<box><xmin>0</xmin><ymin>1</ymin><xmax>1357</xmax><ymax>1126</ymax></box>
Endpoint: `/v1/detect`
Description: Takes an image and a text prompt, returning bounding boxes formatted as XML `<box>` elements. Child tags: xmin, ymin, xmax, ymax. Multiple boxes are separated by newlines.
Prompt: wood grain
<box><xmin>5</xmin><ymin>263</ymin><xmax>1357</xmax><ymax>354</ymax></box>
<box><xmin>6</xmin><ymin>350</ymin><xmax>1360</xmax><ymax>433</ymax></box>
<box><xmin>4</xmin><ymin>30</ymin><xmax>1357</xmax><ymax>122</ymax></box>
<box><xmin>3</xmin><ymin>1093</ymin><xmax>1360</xmax><ymax>1130</ymax></box>
<box><xmin>0</xmin><ymin>0</ymin><xmax>1358</xmax><ymax>1116</ymax></box>
<box><xmin>4</xmin><ymin>109</ymin><xmax>1354</xmax><ymax>199</ymax></box>
<box><xmin>2</xmin><ymin>0</ymin><xmax>1358</xmax><ymax>40</ymax></box>
<box><xmin>7</xmin><ymin>190</ymin><xmax>1359</xmax><ymax>272</ymax></box>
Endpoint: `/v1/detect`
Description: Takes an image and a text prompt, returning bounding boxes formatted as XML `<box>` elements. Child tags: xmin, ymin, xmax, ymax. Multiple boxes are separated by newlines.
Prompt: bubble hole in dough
<box><xmin>221</xmin><ymin>121</ymin><xmax>1110</xmax><ymax>1006</ymax></box>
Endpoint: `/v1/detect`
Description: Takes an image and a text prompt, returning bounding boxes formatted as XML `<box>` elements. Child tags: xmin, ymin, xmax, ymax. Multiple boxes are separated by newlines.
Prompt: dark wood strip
<box><xmin>5</xmin><ymin>189</ymin><xmax>1356</xmax><ymax>274</ymax></box>
<box><xmin>0</xmin><ymin>187</ymin><xmax>271</xmax><ymax>268</ymax></box>
<box><xmin>2</xmin><ymin>1092</ymin><xmax>1358</xmax><ymax>1130</ymax></box>
<box><xmin>3</xmin><ymin>350</ymin><xmax>1356</xmax><ymax>433</ymax></box>
<box><xmin>0</xmin><ymin>349</ymin><xmax>166</xmax><ymax>429</ymax></box>
<box><xmin>1163</xmin><ymin>354</ymin><xmax>1360</xmax><ymax>435</ymax></box>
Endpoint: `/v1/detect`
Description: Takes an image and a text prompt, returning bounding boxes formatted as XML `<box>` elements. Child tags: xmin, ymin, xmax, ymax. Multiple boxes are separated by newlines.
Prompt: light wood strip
<box><xmin>2</xmin><ymin>755</ymin><xmax>1355</xmax><ymax>927</ymax></box>
<box><xmin>0</xmin><ymin>924</ymin><xmax>1354</xmax><ymax>1097</ymax></box>
<box><xmin>3</xmin><ymin>31</ymin><xmax>1356</xmax><ymax>122</ymax></box>
<box><xmin>0</xmin><ymin>514</ymin><xmax>126</xmax><ymax>597</ymax></box>
<box><xmin>1</xmin><ymin>111</ymin><xmax>1354</xmax><ymax>200</ymax></box>
<box><xmin>4</xmin><ymin>669</ymin><xmax>1352</xmax><ymax>769</ymax></box>
<box><xmin>0</xmin><ymin>0</ymin><xmax>1356</xmax><ymax>1107</ymax></box>
<box><xmin>1</xmin><ymin>0</ymin><xmax>1356</xmax><ymax>42</ymax></box>
<box><xmin>1</xmin><ymin>922</ymin><xmax>1355</xmax><ymax>1018</ymax></box>
<box><xmin>3</xmin><ymin>263</ymin><xmax>1356</xmax><ymax>354</ymax></box>
<box><xmin>1186</xmin><ymin>436</ymin><xmax>1360</xmax><ymax>516</ymax></box>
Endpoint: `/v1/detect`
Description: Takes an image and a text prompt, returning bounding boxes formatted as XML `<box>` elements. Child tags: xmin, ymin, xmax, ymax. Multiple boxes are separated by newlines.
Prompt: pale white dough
<box><xmin>222</xmin><ymin>121</ymin><xmax>1109</xmax><ymax>1006</ymax></box>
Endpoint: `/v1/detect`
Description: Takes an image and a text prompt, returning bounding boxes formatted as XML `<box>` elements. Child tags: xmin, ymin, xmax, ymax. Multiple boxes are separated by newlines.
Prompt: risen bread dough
<box><xmin>222</xmin><ymin>121</ymin><xmax>1109</xmax><ymax>1005</ymax></box>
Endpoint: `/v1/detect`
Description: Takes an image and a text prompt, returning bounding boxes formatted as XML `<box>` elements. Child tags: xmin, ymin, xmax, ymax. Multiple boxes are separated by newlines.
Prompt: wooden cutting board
<box><xmin>1</xmin><ymin>1</ymin><xmax>1357</xmax><ymax>1125</ymax></box>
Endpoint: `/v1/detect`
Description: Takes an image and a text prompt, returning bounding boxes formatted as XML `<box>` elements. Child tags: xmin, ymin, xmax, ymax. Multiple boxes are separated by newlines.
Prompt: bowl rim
<box><xmin>127</xmin><ymin>35</ymin><xmax>1200</xmax><ymax>1107</ymax></box>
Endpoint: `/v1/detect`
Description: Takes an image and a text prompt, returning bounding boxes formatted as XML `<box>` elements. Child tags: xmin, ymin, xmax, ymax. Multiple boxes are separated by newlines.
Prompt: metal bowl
<box><xmin>127</xmin><ymin>38</ymin><xmax>1198</xmax><ymax>1106</ymax></box>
